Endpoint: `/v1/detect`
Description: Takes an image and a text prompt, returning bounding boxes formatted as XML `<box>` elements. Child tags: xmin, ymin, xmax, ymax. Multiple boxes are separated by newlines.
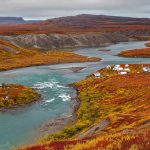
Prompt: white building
<box><xmin>113</xmin><ymin>65</ymin><xmax>124</xmax><ymax>71</ymax></box>
<box><xmin>125</xmin><ymin>64</ymin><xmax>129</xmax><ymax>68</ymax></box>
<box><xmin>118</xmin><ymin>71</ymin><xmax>128</xmax><ymax>75</ymax></box>
<box><xmin>124</xmin><ymin>68</ymin><xmax>130</xmax><ymax>72</ymax></box>
<box><xmin>143</xmin><ymin>67</ymin><xmax>150</xmax><ymax>73</ymax></box>
<box><xmin>112</xmin><ymin>64</ymin><xmax>131</xmax><ymax>75</ymax></box>
<box><xmin>106</xmin><ymin>65</ymin><xmax>111</xmax><ymax>69</ymax></box>
<box><xmin>93</xmin><ymin>72</ymin><xmax>101</xmax><ymax>78</ymax></box>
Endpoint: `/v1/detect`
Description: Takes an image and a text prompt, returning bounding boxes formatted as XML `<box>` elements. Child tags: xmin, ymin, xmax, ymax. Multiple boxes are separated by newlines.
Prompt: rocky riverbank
<box><xmin>1</xmin><ymin>29</ymin><xmax>150</xmax><ymax>50</ymax></box>
<box><xmin>19</xmin><ymin>64</ymin><xmax>150</xmax><ymax>150</ymax></box>
<box><xmin>0</xmin><ymin>32</ymin><xmax>130</xmax><ymax>49</ymax></box>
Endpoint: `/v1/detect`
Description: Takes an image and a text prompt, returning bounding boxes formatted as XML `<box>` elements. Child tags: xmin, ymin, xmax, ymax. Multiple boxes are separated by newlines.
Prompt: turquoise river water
<box><xmin>0</xmin><ymin>41</ymin><xmax>149</xmax><ymax>150</ymax></box>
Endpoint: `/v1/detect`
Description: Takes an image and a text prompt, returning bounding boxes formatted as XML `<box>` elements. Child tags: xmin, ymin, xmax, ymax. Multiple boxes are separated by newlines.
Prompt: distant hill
<box><xmin>0</xmin><ymin>17</ymin><xmax>40</xmax><ymax>24</ymax></box>
<box><xmin>0</xmin><ymin>17</ymin><xmax>25</xmax><ymax>24</ymax></box>
<box><xmin>0</xmin><ymin>14</ymin><xmax>150</xmax><ymax>35</ymax></box>
<box><xmin>1</xmin><ymin>14</ymin><xmax>150</xmax><ymax>26</ymax></box>
<box><xmin>47</xmin><ymin>14</ymin><xmax>150</xmax><ymax>28</ymax></box>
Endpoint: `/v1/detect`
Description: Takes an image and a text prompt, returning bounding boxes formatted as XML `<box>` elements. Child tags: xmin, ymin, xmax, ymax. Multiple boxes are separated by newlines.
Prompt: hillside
<box><xmin>0</xmin><ymin>15</ymin><xmax>150</xmax><ymax>49</ymax></box>
<box><xmin>0</xmin><ymin>14</ymin><xmax>150</xmax><ymax>35</ymax></box>
<box><xmin>0</xmin><ymin>32</ymin><xmax>129</xmax><ymax>49</ymax></box>
<box><xmin>19</xmin><ymin>64</ymin><xmax>150</xmax><ymax>150</ymax></box>
<box><xmin>0</xmin><ymin>14</ymin><xmax>150</xmax><ymax>49</ymax></box>
<box><xmin>48</xmin><ymin>14</ymin><xmax>150</xmax><ymax>28</ymax></box>
<box><xmin>0</xmin><ymin>39</ymin><xmax>100</xmax><ymax>71</ymax></box>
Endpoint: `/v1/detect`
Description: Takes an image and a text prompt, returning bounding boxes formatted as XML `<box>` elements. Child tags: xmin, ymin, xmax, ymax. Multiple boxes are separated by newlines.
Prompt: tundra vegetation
<box><xmin>131</xmin><ymin>35</ymin><xmax>150</xmax><ymax>41</ymax></box>
<box><xmin>1</xmin><ymin>14</ymin><xmax>150</xmax><ymax>150</ymax></box>
<box><xmin>145</xmin><ymin>42</ymin><xmax>150</xmax><ymax>47</ymax></box>
<box><xmin>19</xmin><ymin>64</ymin><xmax>150</xmax><ymax>150</ymax></box>
<box><xmin>118</xmin><ymin>47</ymin><xmax>150</xmax><ymax>58</ymax></box>
<box><xmin>0</xmin><ymin>39</ymin><xmax>100</xmax><ymax>71</ymax></box>
<box><xmin>1</xmin><ymin>15</ymin><xmax>150</xmax><ymax>35</ymax></box>
<box><xmin>0</xmin><ymin>84</ymin><xmax>40</xmax><ymax>108</ymax></box>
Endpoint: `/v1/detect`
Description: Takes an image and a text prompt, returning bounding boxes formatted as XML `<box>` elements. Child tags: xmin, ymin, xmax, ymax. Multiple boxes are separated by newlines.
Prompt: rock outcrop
<box><xmin>1</xmin><ymin>32</ymin><xmax>129</xmax><ymax>49</ymax></box>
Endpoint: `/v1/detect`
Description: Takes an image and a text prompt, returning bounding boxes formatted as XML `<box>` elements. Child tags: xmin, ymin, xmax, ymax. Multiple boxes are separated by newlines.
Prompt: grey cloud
<box><xmin>0</xmin><ymin>0</ymin><xmax>149</xmax><ymax>19</ymax></box>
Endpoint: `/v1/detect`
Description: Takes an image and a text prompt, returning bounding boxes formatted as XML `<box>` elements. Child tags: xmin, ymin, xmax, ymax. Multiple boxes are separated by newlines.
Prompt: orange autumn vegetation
<box><xmin>20</xmin><ymin>129</ymin><xmax>150</xmax><ymax>150</ymax></box>
<box><xmin>0</xmin><ymin>20</ymin><xmax>150</xmax><ymax>35</ymax></box>
<box><xmin>1</xmin><ymin>15</ymin><xmax>150</xmax><ymax>36</ymax></box>
<box><xmin>0</xmin><ymin>84</ymin><xmax>40</xmax><ymax>108</ymax></box>
<box><xmin>145</xmin><ymin>42</ymin><xmax>150</xmax><ymax>47</ymax></box>
<box><xmin>68</xmin><ymin>128</ymin><xmax>150</xmax><ymax>150</ymax></box>
<box><xmin>0</xmin><ymin>39</ymin><xmax>100</xmax><ymax>71</ymax></box>
<box><xmin>118</xmin><ymin>48</ymin><xmax>150</xmax><ymax>58</ymax></box>
<box><xmin>19</xmin><ymin>64</ymin><xmax>150</xmax><ymax>150</ymax></box>
<box><xmin>131</xmin><ymin>36</ymin><xmax>150</xmax><ymax>41</ymax></box>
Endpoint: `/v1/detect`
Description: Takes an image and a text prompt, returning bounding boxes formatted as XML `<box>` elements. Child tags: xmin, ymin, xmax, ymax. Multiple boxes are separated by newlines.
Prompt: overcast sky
<box><xmin>0</xmin><ymin>0</ymin><xmax>150</xmax><ymax>20</ymax></box>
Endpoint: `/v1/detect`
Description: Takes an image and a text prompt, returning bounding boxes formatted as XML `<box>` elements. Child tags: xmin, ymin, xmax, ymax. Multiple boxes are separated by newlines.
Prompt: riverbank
<box><xmin>0</xmin><ymin>39</ymin><xmax>101</xmax><ymax>71</ymax></box>
<box><xmin>118</xmin><ymin>47</ymin><xmax>150</xmax><ymax>58</ymax></box>
<box><xmin>19</xmin><ymin>64</ymin><xmax>150</xmax><ymax>150</ymax></box>
<box><xmin>38</xmin><ymin>85</ymin><xmax>80</xmax><ymax>138</ymax></box>
<box><xmin>145</xmin><ymin>42</ymin><xmax>150</xmax><ymax>47</ymax></box>
<box><xmin>0</xmin><ymin>52</ymin><xmax>100</xmax><ymax>72</ymax></box>
<box><xmin>118</xmin><ymin>41</ymin><xmax>150</xmax><ymax>58</ymax></box>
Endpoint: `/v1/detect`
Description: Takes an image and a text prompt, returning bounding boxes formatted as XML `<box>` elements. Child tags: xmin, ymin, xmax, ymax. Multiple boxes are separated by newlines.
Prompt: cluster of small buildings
<box><xmin>112</xmin><ymin>64</ymin><xmax>130</xmax><ymax>75</ymax></box>
<box><xmin>93</xmin><ymin>64</ymin><xmax>130</xmax><ymax>77</ymax></box>
<box><xmin>93</xmin><ymin>64</ymin><xmax>150</xmax><ymax>78</ymax></box>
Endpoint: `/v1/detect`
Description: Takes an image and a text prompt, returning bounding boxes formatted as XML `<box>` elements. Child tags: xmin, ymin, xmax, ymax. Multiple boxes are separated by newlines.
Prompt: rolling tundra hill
<box><xmin>0</xmin><ymin>14</ymin><xmax>150</xmax><ymax>35</ymax></box>
<box><xmin>47</xmin><ymin>14</ymin><xmax>150</xmax><ymax>28</ymax></box>
<box><xmin>0</xmin><ymin>14</ymin><xmax>150</xmax><ymax>49</ymax></box>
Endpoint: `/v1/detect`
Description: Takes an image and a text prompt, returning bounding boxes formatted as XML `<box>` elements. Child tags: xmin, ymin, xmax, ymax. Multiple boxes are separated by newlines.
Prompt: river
<box><xmin>0</xmin><ymin>41</ymin><xmax>149</xmax><ymax>150</ymax></box>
